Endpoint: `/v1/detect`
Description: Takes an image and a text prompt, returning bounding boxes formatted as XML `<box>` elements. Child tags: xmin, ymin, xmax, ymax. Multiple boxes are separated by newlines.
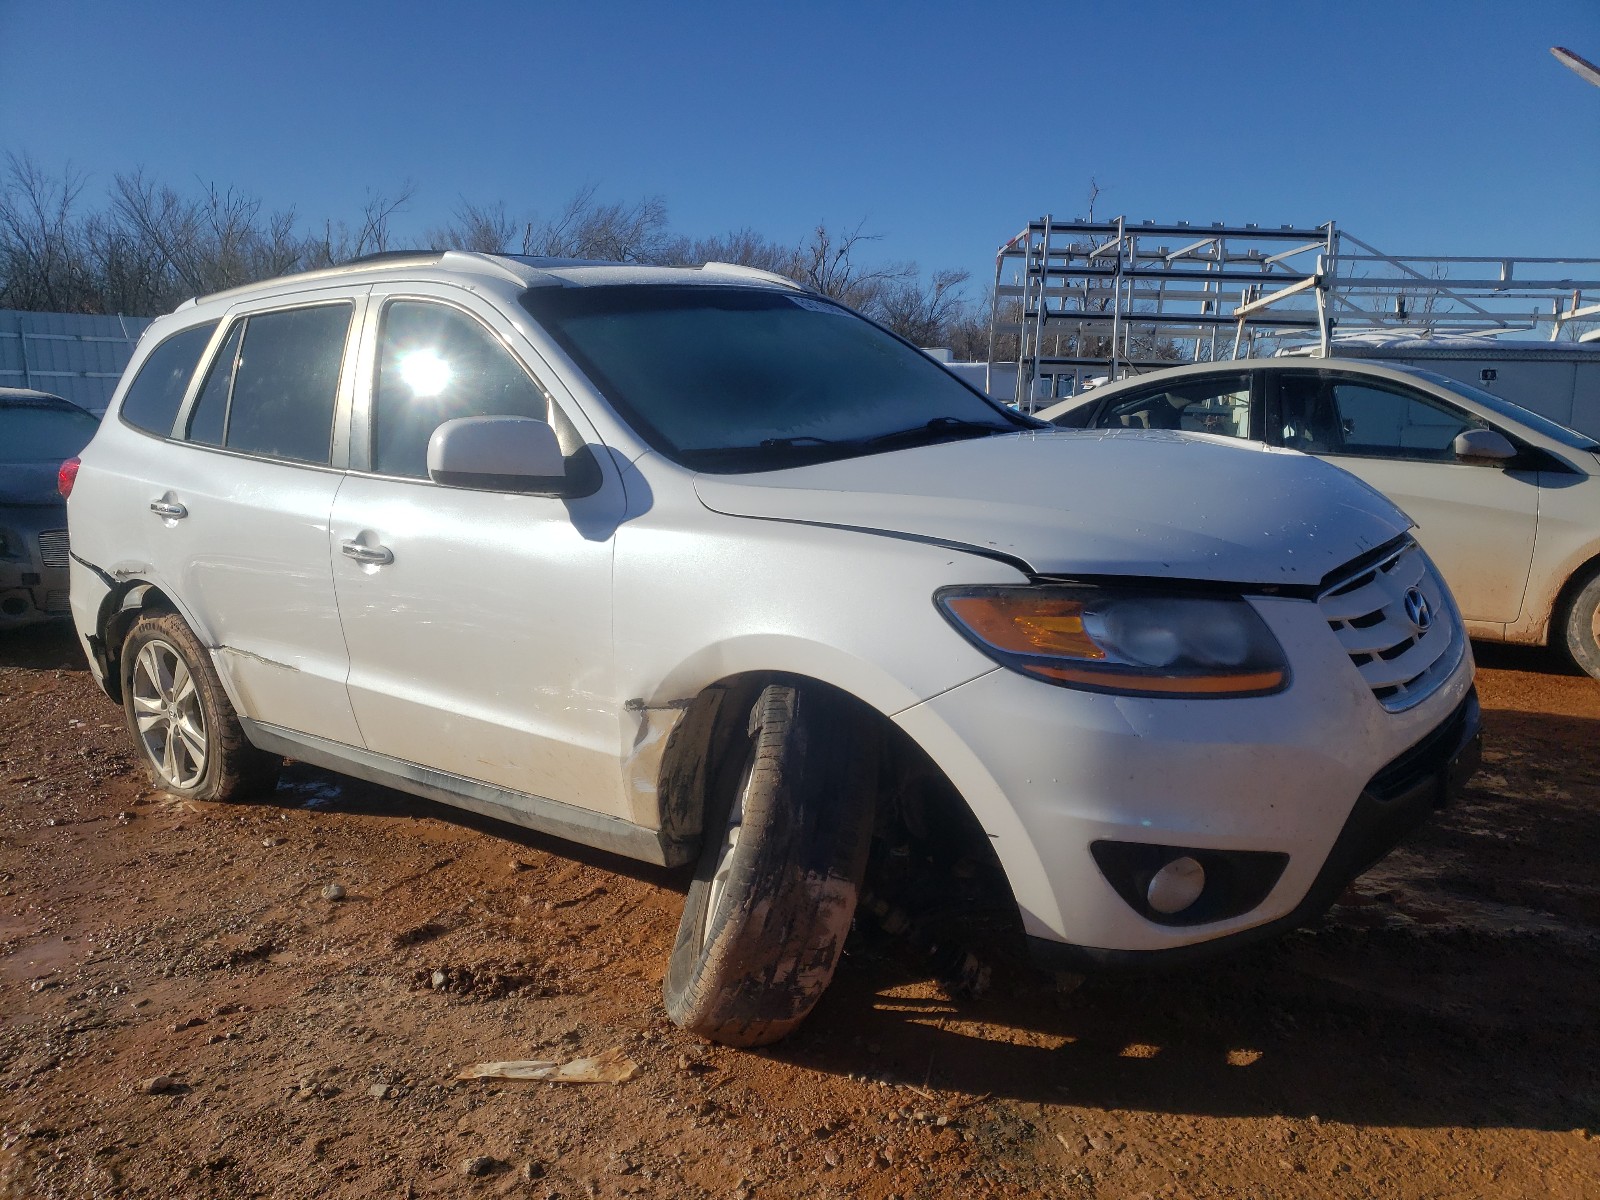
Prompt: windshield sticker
<box><xmin>788</xmin><ymin>296</ymin><xmax>848</xmax><ymax>316</ymax></box>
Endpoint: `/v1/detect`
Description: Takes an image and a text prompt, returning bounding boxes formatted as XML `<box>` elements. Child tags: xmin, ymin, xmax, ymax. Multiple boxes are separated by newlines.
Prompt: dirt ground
<box><xmin>1</xmin><ymin>624</ymin><xmax>1597</xmax><ymax>1200</ymax></box>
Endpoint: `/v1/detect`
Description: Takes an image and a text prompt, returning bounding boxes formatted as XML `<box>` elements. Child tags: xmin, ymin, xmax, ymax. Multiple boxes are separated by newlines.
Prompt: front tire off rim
<box><xmin>701</xmin><ymin>754</ymin><xmax>754</xmax><ymax>953</ymax></box>
<box><xmin>130</xmin><ymin>639</ymin><xmax>208</xmax><ymax>790</ymax></box>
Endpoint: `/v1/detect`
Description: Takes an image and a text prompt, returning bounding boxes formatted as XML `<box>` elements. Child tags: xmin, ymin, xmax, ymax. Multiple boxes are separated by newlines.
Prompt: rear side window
<box><xmin>119</xmin><ymin>322</ymin><xmax>218</xmax><ymax>436</ymax></box>
<box><xmin>371</xmin><ymin>300</ymin><xmax>548</xmax><ymax>479</ymax></box>
<box><xmin>1098</xmin><ymin>374</ymin><xmax>1252</xmax><ymax>438</ymax></box>
<box><xmin>185</xmin><ymin>305</ymin><xmax>352</xmax><ymax>465</ymax></box>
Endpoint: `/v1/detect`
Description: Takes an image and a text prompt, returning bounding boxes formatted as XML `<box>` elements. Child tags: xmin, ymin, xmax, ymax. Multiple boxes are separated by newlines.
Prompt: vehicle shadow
<box><xmin>0</xmin><ymin>622</ymin><xmax>87</xmax><ymax>671</ymax></box>
<box><xmin>784</xmin><ymin>916</ymin><xmax>1600</xmax><ymax>1133</ymax></box>
<box><xmin>263</xmin><ymin>759</ymin><xmax>685</xmax><ymax>890</ymax></box>
<box><xmin>773</xmin><ymin>707</ymin><xmax>1600</xmax><ymax>1134</ymax></box>
<box><xmin>249</xmin><ymin>700</ymin><xmax>1600</xmax><ymax>1136</ymax></box>
<box><xmin>1472</xmin><ymin>639</ymin><xmax>1589</xmax><ymax>676</ymax></box>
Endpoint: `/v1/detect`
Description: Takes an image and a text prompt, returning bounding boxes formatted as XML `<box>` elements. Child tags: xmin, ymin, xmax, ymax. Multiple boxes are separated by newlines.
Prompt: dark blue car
<box><xmin>1</xmin><ymin>388</ymin><xmax>100</xmax><ymax>628</ymax></box>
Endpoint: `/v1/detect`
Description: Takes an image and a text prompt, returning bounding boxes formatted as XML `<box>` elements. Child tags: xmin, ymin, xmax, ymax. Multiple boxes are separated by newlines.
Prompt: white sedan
<box><xmin>1041</xmin><ymin>358</ymin><xmax>1600</xmax><ymax>678</ymax></box>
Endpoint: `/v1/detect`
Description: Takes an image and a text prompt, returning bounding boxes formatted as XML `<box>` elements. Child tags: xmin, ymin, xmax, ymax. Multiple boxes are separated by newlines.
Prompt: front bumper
<box><xmin>1028</xmin><ymin>686</ymin><xmax>1480</xmax><ymax>970</ymax></box>
<box><xmin>894</xmin><ymin>592</ymin><xmax>1476</xmax><ymax>957</ymax></box>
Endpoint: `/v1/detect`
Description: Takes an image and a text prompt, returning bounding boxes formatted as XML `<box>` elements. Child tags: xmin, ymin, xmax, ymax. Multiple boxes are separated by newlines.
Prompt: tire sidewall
<box><xmin>664</xmin><ymin>682</ymin><xmax>873</xmax><ymax>1044</ymax></box>
<box><xmin>1565</xmin><ymin>571</ymin><xmax>1600</xmax><ymax>680</ymax></box>
<box><xmin>664</xmin><ymin>688</ymin><xmax>780</xmax><ymax>1005</ymax></box>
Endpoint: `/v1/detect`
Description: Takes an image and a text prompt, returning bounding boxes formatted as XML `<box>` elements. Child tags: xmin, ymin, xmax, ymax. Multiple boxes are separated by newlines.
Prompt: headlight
<box><xmin>936</xmin><ymin>585</ymin><xmax>1289</xmax><ymax>697</ymax></box>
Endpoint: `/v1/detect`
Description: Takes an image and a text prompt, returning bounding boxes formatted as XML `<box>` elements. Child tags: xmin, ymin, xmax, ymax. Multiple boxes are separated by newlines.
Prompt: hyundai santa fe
<box><xmin>65</xmin><ymin>252</ymin><xmax>1480</xmax><ymax>1046</ymax></box>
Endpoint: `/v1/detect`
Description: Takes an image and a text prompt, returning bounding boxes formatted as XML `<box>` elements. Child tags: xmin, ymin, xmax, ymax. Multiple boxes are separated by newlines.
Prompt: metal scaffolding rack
<box><xmin>987</xmin><ymin>216</ymin><xmax>1600</xmax><ymax>410</ymax></box>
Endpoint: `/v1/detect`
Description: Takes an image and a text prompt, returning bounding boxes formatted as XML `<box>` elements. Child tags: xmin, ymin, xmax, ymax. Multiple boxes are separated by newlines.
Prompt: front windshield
<box><xmin>1394</xmin><ymin>365</ymin><xmax>1600</xmax><ymax>451</ymax></box>
<box><xmin>1</xmin><ymin>403</ymin><xmax>100</xmax><ymax>461</ymax></box>
<box><xmin>520</xmin><ymin>285</ymin><xmax>1034</xmax><ymax>471</ymax></box>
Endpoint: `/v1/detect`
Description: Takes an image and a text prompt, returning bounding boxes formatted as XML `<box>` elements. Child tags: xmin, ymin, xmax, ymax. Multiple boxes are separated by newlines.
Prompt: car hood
<box><xmin>693</xmin><ymin>429</ymin><xmax>1412</xmax><ymax>586</ymax></box>
<box><xmin>0</xmin><ymin>461</ymin><xmax>68</xmax><ymax>508</ymax></box>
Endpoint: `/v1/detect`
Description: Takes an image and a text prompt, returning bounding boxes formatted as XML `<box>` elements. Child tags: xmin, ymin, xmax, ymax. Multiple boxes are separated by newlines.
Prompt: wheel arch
<box><xmin>94</xmin><ymin>580</ymin><xmax>182</xmax><ymax>704</ymax></box>
<box><xmin>1552</xmin><ymin>551</ymin><xmax>1600</xmax><ymax>671</ymax></box>
<box><xmin>648</xmin><ymin>666</ymin><xmax>1031</xmax><ymax>937</ymax></box>
<box><xmin>1554</xmin><ymin>550</ymin><xmax>1600</xmax><ymax>629</ymax></box>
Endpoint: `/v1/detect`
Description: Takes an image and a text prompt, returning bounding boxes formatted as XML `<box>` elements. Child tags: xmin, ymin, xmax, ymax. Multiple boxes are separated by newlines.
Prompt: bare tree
<box><xmin>0</xmin><ymin>153</ymin><xmax>95</xmax><ymax>311</ymax></box>
<box><xmin>0</xmin><ymin>164</ymin><xmax>991</xmax><ymax>341</ymax></box>
<box><xmin>792</xmin><ymin>220</ymin><xmax>916</xmax><ymax>312</ymax></box>
<box><xmin>666</xmin><ymin>227</ymin><xmax>796</xmax><ymax>274</ymax></box>
<box><xmin>303</xmin><ymin>182</ymin><xmax>418</xmax><ymax>267</ymax></box>
<box><xmin>875</xmin><ymin>268</ymin><xmax>971</xmax><ymax>346</ymax></box>
<box><xmin>520</xmin><ymin>186</ymin><xmax>673</xmax><ymax>262</ymax></box>
<box><xmin>428</xmin><ymin>199</ymin><xmax>517</xmax><ymax>253</ymax></box>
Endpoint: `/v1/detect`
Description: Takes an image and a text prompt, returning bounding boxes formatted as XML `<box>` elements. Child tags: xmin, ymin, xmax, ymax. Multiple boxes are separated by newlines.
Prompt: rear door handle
<box><xmin>149</xmin><ymin>500</ymin><xmax>188</xmax><ymax>519</ymax></box>
<box><xmin>341</xmin><ymin>540</ymin><xmax>394</xmax><ymax>566</ymax></box>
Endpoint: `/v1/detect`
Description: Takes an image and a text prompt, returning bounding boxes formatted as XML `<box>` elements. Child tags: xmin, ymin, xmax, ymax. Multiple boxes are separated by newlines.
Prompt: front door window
<box><xmin>1277</xmin><ymin>374</ymin><xmax>1485</xmax><ymax>459</ymax></box>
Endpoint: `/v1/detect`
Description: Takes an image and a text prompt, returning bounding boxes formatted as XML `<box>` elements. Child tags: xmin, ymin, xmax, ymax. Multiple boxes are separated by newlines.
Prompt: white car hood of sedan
<box><xmin>693</xmin><ymin>429</ymin><xmax>1412</xmax><ymax>586</ymax></box>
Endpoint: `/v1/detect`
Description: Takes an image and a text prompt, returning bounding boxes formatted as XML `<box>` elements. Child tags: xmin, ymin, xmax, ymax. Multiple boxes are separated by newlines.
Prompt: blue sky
<box><xmin>2</xmin><ymin>1</ymin><xmax>1597</xmax><ymax>299</ymax></box>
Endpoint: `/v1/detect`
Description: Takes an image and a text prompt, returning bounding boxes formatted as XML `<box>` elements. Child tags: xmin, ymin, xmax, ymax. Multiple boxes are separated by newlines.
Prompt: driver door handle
<box><xmin>341</xmin><ymin>540</ymin><xmax>394</xmax><ymax>566</ymax></box>
<box><xmin>148</xmin><ymin>499</ymin><xmax>187</xmax><ymax>519</ymax></box>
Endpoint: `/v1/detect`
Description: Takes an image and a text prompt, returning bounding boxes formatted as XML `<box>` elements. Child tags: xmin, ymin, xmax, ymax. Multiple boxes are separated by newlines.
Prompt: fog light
<box><xmin>1147</xmin><ymin>856</ymin><xmax>1206</xmax><ymax>914</ymax></box>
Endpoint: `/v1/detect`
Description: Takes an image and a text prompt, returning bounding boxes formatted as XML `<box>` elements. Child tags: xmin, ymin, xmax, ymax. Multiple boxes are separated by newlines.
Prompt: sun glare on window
<box><xmin>398</xmin><ymin>350</ymin><xmax>451</xmax><ymax>398</ymax></box>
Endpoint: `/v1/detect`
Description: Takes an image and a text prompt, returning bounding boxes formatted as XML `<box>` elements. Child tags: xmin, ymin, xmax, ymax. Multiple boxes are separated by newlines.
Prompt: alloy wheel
<box><xmin>130</xmin><ymin>639</ymin><xmax>208</xmax><ymax>790</ymax></box>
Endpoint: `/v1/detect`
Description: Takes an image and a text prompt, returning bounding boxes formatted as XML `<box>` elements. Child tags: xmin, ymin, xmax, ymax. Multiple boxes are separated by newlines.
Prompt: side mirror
<box><xmin>1453</xmin><ymin>428</ymin><xmax>1517</xmax><ymax>464</ymax></box>
<box><xmin>427</xmin><ymin>416</ymin><xmax>568</xmax><ymax>494</ymax></box>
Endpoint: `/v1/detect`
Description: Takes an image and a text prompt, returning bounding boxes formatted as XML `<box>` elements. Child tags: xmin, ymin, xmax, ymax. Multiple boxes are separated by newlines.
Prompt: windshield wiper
<box><xmin>862</xmin><ymin>416</ymin><xmax>1017</xmax><ymax>451</ymax></box>
<box><xmin>677</xmin><ymin>420</ymin><xmax>1020</xmax><ymax>473</ymax></box>
<box><xmin>758</xmin><ymin>435</ymin><xmax>840</xmax><ymax>450</ymax></box>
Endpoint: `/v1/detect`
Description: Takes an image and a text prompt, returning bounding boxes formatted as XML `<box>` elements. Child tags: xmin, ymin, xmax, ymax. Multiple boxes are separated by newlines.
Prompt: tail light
<box><xmin>58</xmin><ymin>457</ymin><xmax>81</xmax><ymax>499</ymax></box>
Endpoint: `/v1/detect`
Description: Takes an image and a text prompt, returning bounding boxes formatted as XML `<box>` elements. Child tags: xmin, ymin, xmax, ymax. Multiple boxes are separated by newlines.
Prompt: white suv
<box><xmin>65</xmin><ymin>253</ymin><xmax>1480</xmax><ymax>1046</ymax></box>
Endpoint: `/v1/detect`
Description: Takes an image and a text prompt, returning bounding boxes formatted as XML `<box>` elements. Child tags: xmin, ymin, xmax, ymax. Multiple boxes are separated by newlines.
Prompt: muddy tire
<box><xmin>1563</xmin><ymin>568</ymin><xmax>1600</xmax><ymax>681</ymax></box>
<box><xmin>120</xmin><ymin>612</ymin><xmax>281</xmax><ymax>801</ymax></box>
<box><xmin>664</xmin><ymin>683</ymin><xmax>876</xmax><ymax>1047</ymax></box>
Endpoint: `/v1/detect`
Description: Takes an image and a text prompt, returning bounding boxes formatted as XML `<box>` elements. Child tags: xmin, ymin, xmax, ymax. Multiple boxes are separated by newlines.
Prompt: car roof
<box><xmin>178</xmin><ymin>252</ymin><xmax>804</xmax><ymax>312</ymax></box>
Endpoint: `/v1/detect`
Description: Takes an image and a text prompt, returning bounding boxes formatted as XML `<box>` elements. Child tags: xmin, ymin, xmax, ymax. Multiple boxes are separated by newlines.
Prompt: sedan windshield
<box><xmin>520</xmin><ymin>285</ymin><xmax>1036</xmax><ymax>471</ymax></box>
<box><xmin>1</xmin><ymin>403</ymin><xmax>100</xmax><ymax>461</ymax></box>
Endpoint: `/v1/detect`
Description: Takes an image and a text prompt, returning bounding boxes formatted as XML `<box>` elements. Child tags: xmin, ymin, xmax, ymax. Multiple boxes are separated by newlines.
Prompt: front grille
<box><xmin>37</xmin><ymin>529</ymin><xmax>70</xmax><ymax>569</ymax></box>
<box><xmin>1318</xmin><ymin>538</ymin><xmax>1459</xmax><ymax>711</ymax></box>
<box><xmin>44</xmin><ymin>590</ymin><xmax>70</xmax><ymax>614</ymax></box>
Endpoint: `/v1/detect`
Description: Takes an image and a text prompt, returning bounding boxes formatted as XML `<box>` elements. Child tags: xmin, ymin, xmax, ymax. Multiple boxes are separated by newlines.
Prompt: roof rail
<box><xmin>346</xmin><ymin>249</ymin><xmax>446</xmax><ymax>265</ymax></box>
<box><xmin>182</xmin><ymin>250</ymin><xmax>550</xmax><ymax>309</ymax></box>
<box><xmin>700</xmin><ymin>262</ymin><xmax>804</xmax><ymax>291</ymax></box>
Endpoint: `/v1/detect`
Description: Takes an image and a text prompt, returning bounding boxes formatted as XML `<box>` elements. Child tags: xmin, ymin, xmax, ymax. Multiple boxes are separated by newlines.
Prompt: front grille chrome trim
<box><xmin>1318</xmin><ymin>539</ymin><xmax>1460</xmax><ymax>712</ymax></box>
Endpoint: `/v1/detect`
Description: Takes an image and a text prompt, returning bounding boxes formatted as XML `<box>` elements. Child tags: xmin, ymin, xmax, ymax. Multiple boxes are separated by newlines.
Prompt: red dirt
<box><xmin>2</xmin><ymin>625</ymin><xmax>1597</xmax><ymax>1198</ymax></box>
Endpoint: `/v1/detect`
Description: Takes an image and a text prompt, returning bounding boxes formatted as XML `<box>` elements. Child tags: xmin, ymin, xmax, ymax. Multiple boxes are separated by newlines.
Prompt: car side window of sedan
<box><xmin>1279</xmin><ymin>374</ymin><xmax>1486</xmax><ymax>461</ymax></box>
<box><xmin>371</xmin><ymin>300</ymin><xmax>550</xmax><ymax>480</ymax></box>
<box><xmin>1097</xmin><ymin>374</ymin><xmax>1252</xmax><ymax>438</ymax></box>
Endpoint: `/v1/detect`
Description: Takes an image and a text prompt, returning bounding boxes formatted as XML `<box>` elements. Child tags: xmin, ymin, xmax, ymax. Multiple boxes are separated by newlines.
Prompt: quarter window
<box><xmin>119</xmin><ymin>321</ymin><xmax>219</xmax><ymax>437</ymax></box>
<box><xmin>372</xmin><ymin>301</ymin><xmax>548</xmax><ymax>479</ymax></box>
